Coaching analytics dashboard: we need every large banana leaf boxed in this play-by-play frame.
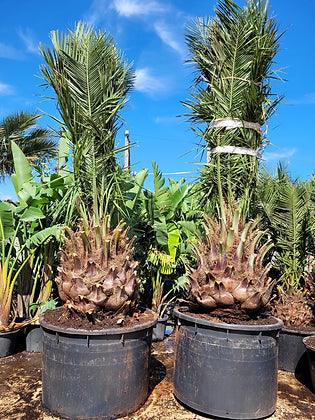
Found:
[11,141,32,193]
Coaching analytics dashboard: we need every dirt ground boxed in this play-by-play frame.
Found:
[0,335,314,420]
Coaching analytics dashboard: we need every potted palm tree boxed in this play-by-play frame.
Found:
[41,216,157,419]
[256,168,315,374]
[173,201,283,419]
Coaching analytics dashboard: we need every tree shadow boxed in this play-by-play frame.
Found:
[294,356,313,393]
[149,355,167,392]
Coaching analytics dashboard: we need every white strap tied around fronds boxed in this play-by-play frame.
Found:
[210,118,262,134]
[208,145,259,157]
[206,117,263,161]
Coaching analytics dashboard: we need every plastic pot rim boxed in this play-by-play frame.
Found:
[0,328,22,336]
[281,326,315,336]
[303,336,315,351]
[173,307,283,332]
[40,308,158,336]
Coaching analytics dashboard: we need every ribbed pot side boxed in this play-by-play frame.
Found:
[41,311,157,419]
[173,308,283,420]
[278,327,315,374]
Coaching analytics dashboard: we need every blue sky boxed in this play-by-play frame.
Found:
[0,0,314,198]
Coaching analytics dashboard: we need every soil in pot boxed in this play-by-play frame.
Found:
[278,324,315,376]
[41,307,157,419]
[0,329,20,357]
[173,308,283,420]
[303,336,315,392]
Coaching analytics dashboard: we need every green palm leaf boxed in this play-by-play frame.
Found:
[40,22,134,205]
[185,0,282,204]
[0,112,56,178]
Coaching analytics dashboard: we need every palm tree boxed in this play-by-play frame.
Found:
[0,112,56,178]
[185,0,282,206]
[255,165,315,326]
[40,22,134,208]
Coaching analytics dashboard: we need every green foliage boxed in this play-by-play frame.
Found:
[40,22,134,207]
[0,217,33,330]
[185,0,282,204]
[254,165,314,293]
[0,142,68,323]
[0,112,56,178]
[132,162,203,315]
[29,298,58,318]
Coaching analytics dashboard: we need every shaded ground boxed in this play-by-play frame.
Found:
[0,335,314,420]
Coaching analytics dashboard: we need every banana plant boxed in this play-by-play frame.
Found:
[136,162,202,316]
[0,202,62,331]
[0,141,67,324]
[0,216,33,331]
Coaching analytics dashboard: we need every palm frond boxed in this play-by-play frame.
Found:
[255,165,313,291]
[185,0,282,204]
[40,22,134,205]
[0,112,56,178]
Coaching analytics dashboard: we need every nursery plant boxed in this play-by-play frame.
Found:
[256,167,314,325]
[134,163,202,320]
[0,216,33,331]
[8,141,67,323]
[174,1,285,416]
[254,166,315,373]
[40,208,157,418]
[173,198,283,419]
[39,22,157,419]
[0,191,62,355]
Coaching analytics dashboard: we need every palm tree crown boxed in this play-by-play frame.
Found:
[40,22,134,202]
[185,0,281,204]
[0,112,56,178]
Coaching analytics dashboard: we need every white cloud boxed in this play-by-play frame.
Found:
[154,21,186,58]
[0,42,22,60]
[154,115,178,124]
[134,67,166,94]
[287,93,315,106]
[112,0,167,17]
[0,82,14,96]
[264,148,296,161]
[18,28,39,55]
[86,0,107,26]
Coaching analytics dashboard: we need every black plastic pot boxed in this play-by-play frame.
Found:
[25,324,43,352]
[152,314,168,341]
[303,336,315,392]
[173,308,283,420]
[0,329,20,357]
[41,311,157,419]
[278,327,315,373]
